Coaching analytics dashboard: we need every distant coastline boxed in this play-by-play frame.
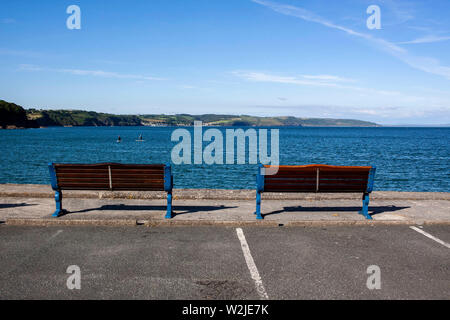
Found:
[1,99,380,129]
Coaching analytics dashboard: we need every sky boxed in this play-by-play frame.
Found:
[0,0,449,125]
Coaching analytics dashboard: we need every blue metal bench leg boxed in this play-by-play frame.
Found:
[255,191,263,220]
[165,192,173,219]
[359,193,372,220]
[52,189,64,217]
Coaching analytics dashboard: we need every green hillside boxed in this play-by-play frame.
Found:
[0,99,379,128]
[27,109,142,127]
[140,114,378,127]
[0,100,38,129]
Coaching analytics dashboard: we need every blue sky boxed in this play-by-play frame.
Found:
[0,0,449,124]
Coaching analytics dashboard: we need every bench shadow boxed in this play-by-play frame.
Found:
[66,204,238,217]
[263,205,410,218]
[0,203,37,209]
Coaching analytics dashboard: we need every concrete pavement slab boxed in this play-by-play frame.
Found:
[0,196,449,226]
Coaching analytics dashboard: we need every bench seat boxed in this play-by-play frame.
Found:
[48,163,174,218]
[256,164,376,220]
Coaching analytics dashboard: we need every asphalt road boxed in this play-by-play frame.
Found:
[0,224,448,299]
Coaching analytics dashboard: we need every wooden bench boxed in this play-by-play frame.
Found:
[48,163,174,218]
[256,164,376,220]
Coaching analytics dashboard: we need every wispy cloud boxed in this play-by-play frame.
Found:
[251,0,450,80]
[232,70,400,96]
[302,74,355,82]
[180,85,197,89]
[250,104,450,122]
[18,64,165,81]
[58,68,165,81]
[19,64,44,72]
[381,0,415,25]
[232,71,355,87]
[0,49,45,58]
[1,18,16,24]
[399,35,450,45]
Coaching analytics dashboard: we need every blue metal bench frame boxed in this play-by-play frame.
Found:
[255,164,376,220]
[164,165,174,219]
[48,163,174,219]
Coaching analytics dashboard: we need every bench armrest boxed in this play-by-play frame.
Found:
[256,164,265,192]
[164,164,173,192]
[48,163,59,191]
[366,167,376,193]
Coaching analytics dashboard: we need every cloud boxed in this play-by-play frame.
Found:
[180,85,197,89]
[58,68,165,81]
[0,49,45,58]
[250,103,450,122]
[381,0,415,25]
[1,18,16,24]
[399,35,450,45]
[233,71,342,87]
[18,64,165,81]
[232,70,400,96]
[302,74,354,82]
[18,64,44,72]
[251,0,450,80]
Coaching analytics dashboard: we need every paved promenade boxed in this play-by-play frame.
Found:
[0,184,448,226]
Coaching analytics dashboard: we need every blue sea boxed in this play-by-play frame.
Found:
[0,127,448,192]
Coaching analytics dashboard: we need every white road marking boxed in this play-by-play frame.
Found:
[410,226,450,249]
[48,230,63,241]
[1,229,64,278]
[236,228,269,300]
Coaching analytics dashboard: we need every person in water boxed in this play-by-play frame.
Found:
[117,135,122,143]
[138,134,143,141]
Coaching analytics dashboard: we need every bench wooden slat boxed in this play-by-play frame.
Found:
[266,177,367,182]
[57,183,111,189]
[56,168,164,174]
[54,163,164,168]
[267,172,369,178]
[112,181,165,186]
[56,173,110,178]
[59,185,163,191]
[110,170,165,174]
[55,169,109,174]
[265,182,367,188]
[56,173,164,179]
[264,186,367,191]
[58,178,110,183]
[265,165,371,170]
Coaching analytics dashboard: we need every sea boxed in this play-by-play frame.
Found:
[0,126,448,192]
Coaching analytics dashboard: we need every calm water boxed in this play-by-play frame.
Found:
[0,127,448,192]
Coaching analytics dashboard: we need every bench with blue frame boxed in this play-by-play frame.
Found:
[48,163,174,219]
[256,164,376,220]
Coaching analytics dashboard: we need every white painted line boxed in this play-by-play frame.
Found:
[410,226,450,249]
[48,230,63,241]
[236,228,269,300]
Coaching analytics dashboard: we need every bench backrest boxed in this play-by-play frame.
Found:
[258,165,376,193]
[49,163,172,192]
